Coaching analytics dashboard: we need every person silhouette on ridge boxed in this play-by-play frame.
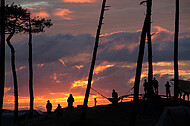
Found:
[165,81,171,98]
[67,94,74,110]
[54,104,62,118]
[143,79,148,94]
[112,89,118,105]
[152,77,159,95]
[46,100,52,114]
[94,98,97,107]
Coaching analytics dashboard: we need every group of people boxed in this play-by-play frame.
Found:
[143,78,171,98]
[143,78,159,96]
[46,94,74,117]
[46,90,120,115]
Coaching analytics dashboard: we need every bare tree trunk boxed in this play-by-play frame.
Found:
[81,0,107,121]
[129,1,151,126]
[6,25,19,123]
[0,0,5,125]
[28,18,34,116]
[174,0,179,100]
[147,0,153,84]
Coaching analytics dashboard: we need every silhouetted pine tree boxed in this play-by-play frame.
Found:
[5,4,29,122]
[0,0,5,125]
[23,15,52,116]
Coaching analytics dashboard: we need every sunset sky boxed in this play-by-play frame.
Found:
[3,0,190,111]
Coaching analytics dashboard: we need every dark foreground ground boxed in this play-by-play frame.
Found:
[14,98,190,126]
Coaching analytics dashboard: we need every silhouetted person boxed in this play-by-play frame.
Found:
[54,104,62,118]
[46,100,52,114]
[147,81,154,96]
[112,89,118,105]
[94,98,97,107]
[165,81,171,98]
[152,77,159,95]
[67,94,74,110]
[143,79,148,94]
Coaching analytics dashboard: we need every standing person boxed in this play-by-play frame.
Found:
[54,104,62,118]
[165,81,171,98]
[112,89,118,105]
[152,77,159,95]
[143,79,148,94]
[94,98,97,107]
[67,94,74,110]
[46,100,52,114]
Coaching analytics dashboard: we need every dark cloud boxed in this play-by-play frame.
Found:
[6,29,190,67]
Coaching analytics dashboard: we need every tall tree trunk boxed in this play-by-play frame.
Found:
[129,1,151,125]
[6,24,19,123]
[28,18,34,116]
[81,0,107,121]
[0,0,5,125]
[174,0,179,100]
[147,0,153,84]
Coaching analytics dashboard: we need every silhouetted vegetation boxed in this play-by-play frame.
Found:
[0,1,6,126]
[23,12,52,117]
[1,3,52,123]
[5,4,29,122]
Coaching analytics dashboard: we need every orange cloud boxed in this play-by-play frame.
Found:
[63,0,96,3]
[152,26,173,42]
[54,8,73,20]
[37,64,44,67]
[101,31,127,37]
[58,58,66,66]
[4,87,11,93]
[73,65,84,69]
[16,66,26,71]
[153,26,172,33]
[94,61,114,74]
[24,7,38,11]
[72,79,89,88]
[50,73,62,83]
[32,11,50,18]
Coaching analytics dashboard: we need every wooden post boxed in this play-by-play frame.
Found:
[147,0,153,84]
[81,0,108,121]
[174,0,179,100]
[129,1,151,126]
[0,0,5,125]
[29,17,34,116]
